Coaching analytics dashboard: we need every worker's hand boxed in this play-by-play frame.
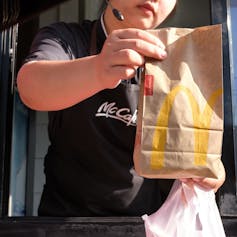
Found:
[180,166,226,193]
[95,28,167,89]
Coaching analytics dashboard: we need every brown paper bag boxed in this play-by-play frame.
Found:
[133,24,224,179]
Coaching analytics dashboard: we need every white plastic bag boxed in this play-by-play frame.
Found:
[142,180,226,237]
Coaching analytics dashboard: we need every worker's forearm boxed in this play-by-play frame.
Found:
[17,55,104,111]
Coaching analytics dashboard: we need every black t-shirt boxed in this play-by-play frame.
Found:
[25,19,173,217]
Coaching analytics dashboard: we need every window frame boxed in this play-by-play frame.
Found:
[211,0,237,217]
[0,0,236,224]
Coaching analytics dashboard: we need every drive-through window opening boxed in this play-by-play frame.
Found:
[0,0,237,236]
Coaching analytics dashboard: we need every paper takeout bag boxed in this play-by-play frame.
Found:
[133,24,225,179]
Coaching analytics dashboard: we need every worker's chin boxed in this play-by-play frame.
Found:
[134,19,158,30]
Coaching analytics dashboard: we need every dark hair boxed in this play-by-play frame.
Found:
[158,1,178,28]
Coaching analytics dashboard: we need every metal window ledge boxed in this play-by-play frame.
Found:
[0,217,236,237]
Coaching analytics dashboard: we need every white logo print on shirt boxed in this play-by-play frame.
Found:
[95,102,137,126]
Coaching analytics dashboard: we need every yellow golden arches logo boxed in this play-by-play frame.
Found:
[150,85,223,169]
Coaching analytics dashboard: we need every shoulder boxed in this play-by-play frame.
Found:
[34,20,96,58]
[45,20,94,40]
[46,20,93,50]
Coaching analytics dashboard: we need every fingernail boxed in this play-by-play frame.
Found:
[160,50,167,59]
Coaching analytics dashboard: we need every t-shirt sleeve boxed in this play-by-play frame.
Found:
[25,22,77,63]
